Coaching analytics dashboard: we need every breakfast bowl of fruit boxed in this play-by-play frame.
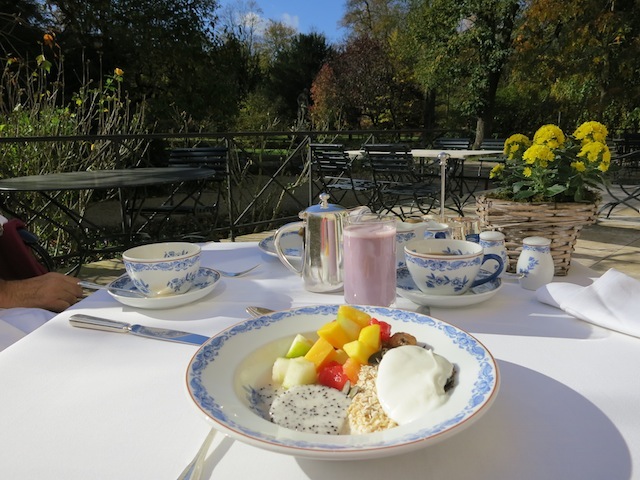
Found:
[185,305,499,460]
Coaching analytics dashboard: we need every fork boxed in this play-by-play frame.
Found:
[246,306,275,317]
[177,428,217,480]
[216,264,260,277]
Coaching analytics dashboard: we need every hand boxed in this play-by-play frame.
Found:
[0,272,84,312]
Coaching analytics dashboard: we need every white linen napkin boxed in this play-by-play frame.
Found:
[536,268,640,338]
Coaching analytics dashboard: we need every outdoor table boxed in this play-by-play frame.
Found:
[0,241,638,479]
[0,167,217,270]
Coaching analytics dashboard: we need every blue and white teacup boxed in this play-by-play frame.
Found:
[424,221,451,239]
[123,242,201,297]
[404,238,503,296]
[395,219,428,267]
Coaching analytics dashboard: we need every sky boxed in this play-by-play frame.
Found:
[217,0,348,43]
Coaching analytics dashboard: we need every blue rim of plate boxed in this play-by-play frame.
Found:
[258,231,303,258]
[185,305,500,459]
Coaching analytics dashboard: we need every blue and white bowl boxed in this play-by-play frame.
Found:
[122,242,201,297]
[404,238,503,296]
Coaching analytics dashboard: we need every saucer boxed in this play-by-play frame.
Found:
[107,267,221,309]
[396,267,502,307]
[259,231,303,258]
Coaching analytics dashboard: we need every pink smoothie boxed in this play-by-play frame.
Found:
[343,222,396,306]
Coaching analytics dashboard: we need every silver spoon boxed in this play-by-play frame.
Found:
[78,280,146,297]
[216,264,260,277]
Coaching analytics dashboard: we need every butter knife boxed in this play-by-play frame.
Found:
[68,314,209,345]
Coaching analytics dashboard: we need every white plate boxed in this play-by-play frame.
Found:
[396,267,503,307]
[186,305,499,460]
[107,267,221,309]
[258,231,303,258]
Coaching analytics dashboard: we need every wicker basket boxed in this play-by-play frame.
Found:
[475,194,598,275]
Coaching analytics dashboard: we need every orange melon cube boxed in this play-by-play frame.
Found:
[317,321,351,349]
[337,305,371,328]
[342,357,362,384]
[358,323,381,351]
[304,336,337,370]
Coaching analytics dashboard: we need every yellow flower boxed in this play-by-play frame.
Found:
[489,164,504,179]
[571,161,586,172]
[523,167,532,177]
[577,141,611,163]
[114,68,124,76]
[523,144,555,166]
[533,124,566,148]
[598,160,610,173]
[573,121,608,144]
[504,134,531,160]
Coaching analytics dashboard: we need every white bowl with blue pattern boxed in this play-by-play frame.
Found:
[122,242,200,297]
[185,305,499,460]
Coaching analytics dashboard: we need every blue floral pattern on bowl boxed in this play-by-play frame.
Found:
[185,305,500,459]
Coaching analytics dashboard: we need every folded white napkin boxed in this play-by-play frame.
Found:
[536,268,640,338]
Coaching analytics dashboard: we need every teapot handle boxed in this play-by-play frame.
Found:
[274,222,304,275]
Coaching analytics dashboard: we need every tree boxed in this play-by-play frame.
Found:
[404,0,523,145]
[264,32,332,126]
[309,63,343,130]
[44,0,251,129]
[514,0,640,132]
[0,0,49,60]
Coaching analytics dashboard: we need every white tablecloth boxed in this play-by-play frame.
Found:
[0,242,638,479]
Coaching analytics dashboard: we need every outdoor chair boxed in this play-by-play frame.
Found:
[362,143,463,219]
[599,149,640,218]
[137,146,228,238]
[309,143,375,208]
[459,138,507,200]
[432,137,471,150]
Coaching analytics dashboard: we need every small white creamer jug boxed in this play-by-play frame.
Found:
[516,236,554,290]
[479,230,509,275]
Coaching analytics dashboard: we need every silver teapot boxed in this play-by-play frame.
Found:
[274,193,367,293]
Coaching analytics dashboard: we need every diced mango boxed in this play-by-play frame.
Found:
[304,336,337,370]
[317,320,351,349]
[336,315,362,342]
[358,323,381,351]
[342,357,361,384]
[333,348,349,365]
[343,339,376,365]
[337,305,371,328]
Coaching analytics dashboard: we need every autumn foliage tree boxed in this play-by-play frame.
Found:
[514,0,640,132]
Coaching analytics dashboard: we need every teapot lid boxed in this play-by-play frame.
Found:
[303,193,346,216]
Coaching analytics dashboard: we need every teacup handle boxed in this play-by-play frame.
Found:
[274,222,304,276]
[470,253,504,288]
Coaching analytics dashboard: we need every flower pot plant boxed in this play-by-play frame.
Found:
[476,121,611,275]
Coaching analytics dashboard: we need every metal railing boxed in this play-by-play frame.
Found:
[0,128,469,269]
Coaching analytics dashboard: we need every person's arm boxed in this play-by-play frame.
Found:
[0,273,84,312]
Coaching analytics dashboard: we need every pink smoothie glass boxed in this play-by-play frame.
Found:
[343,213,397,306]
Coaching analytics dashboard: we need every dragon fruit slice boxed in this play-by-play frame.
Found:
[269,384,352,435]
